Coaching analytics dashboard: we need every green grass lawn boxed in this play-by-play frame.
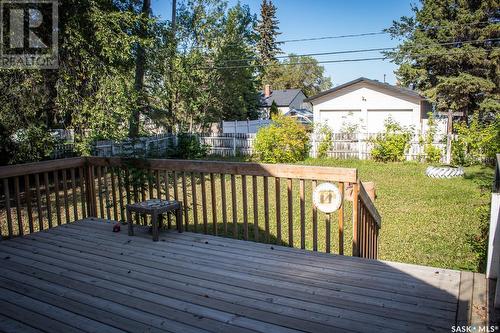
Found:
[211,156,494,272]
[296,158,494,272]
[1,156,492,273]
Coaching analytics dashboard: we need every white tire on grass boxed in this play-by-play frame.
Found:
[425,166,464,178]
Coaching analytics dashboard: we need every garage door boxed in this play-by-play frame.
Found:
[319,110,361,132]
[366,109,413,133]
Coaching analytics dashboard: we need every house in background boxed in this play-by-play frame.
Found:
[305,77,445,134]
[259,85,312,118]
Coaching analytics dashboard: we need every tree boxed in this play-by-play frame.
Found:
[129,0,152,138]
[256,0,282,80]
[385,0,499,120]
[265,54,332,96]
[210,4,261,120]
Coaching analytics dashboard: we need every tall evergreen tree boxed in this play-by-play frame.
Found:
[256,0,282,76]
[385,0,500,121]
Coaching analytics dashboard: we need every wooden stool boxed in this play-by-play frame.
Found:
[126,199,183,241]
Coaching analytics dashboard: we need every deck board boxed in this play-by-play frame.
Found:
[0,218,486,332]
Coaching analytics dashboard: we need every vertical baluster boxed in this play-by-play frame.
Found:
[325,212,331,253]
[117,168,125,221]
[220,174,227,235]
[241,175,248,240]
[62,170,70,223]
[24,175,34,233]
[34,174,43,231]
[79,167,86,219]
[43,173,52,228]
[299,179,305,250]
[263,176,270,243]
[53,171,61,226]
[367,217,371,259]
[164,171,171,229]
[352,182,360,257]
[191,172,198,232]
[103,167,111,220]
[275,177,281,245]
[131,168,139,224]
[231,174,238,238]
[173,171,179,201]
[200,172,208,234]
[70,168,78,221]
[182,172,189,231]
[210,173,217,236]
[108,168,117,220]
[96,167,104,218]
[88,166,97,217]
[287,178,293,247]
[312,180,318,251]
[3,178,13,238]
[14,177,24,235]
[252,175,259,242]
[156,170,161,198]
[338,182,345,255]
[359,204,364,257]
[364,206,369,258]
[148,169,154,199]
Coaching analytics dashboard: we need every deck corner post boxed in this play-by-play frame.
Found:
[352,181,360,257]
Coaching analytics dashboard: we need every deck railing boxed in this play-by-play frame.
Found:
[0,157,381,258]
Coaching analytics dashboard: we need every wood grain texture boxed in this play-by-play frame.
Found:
[0,218,471,333]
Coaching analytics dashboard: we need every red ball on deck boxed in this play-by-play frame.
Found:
[112,223,121,232]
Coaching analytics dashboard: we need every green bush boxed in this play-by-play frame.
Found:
[254,114,310,163]
[316,124,333,158]
[452,113,500,166]
[169,133,208,159]
[370,118,412,162]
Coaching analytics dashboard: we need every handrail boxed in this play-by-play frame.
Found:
[358,182,381,227]
[0,157,85,179]
[86,157,358,183]
[0,157,381,259]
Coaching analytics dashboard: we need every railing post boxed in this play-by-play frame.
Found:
[352,182,360,257]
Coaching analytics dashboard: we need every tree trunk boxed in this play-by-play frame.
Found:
[129,0,151,138]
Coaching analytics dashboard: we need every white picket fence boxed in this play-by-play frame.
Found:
[310,132,446,161]
[92,132,445,161]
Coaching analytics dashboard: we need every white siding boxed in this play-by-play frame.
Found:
[312,82,423,133]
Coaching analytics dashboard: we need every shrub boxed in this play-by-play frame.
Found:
[370,117,412,162]
[316,124,333,158]
[452,113,500,166]
[254,114,310,163]
[169,133,208,159]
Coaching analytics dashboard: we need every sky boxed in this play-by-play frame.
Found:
[151,0,416,86]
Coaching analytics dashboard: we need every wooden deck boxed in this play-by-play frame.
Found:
[0,218,489,333]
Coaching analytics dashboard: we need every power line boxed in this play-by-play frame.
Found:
[207,38,500,65]
[195,46,498,70]
[188,20,495,50]
[277,20,494,44]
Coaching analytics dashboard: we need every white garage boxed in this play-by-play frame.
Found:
[305,77,434,134]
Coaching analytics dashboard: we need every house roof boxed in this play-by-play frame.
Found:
[260,89,303,107]
[304,77,425,102]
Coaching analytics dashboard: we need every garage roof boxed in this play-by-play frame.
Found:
[304,77,425,102]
